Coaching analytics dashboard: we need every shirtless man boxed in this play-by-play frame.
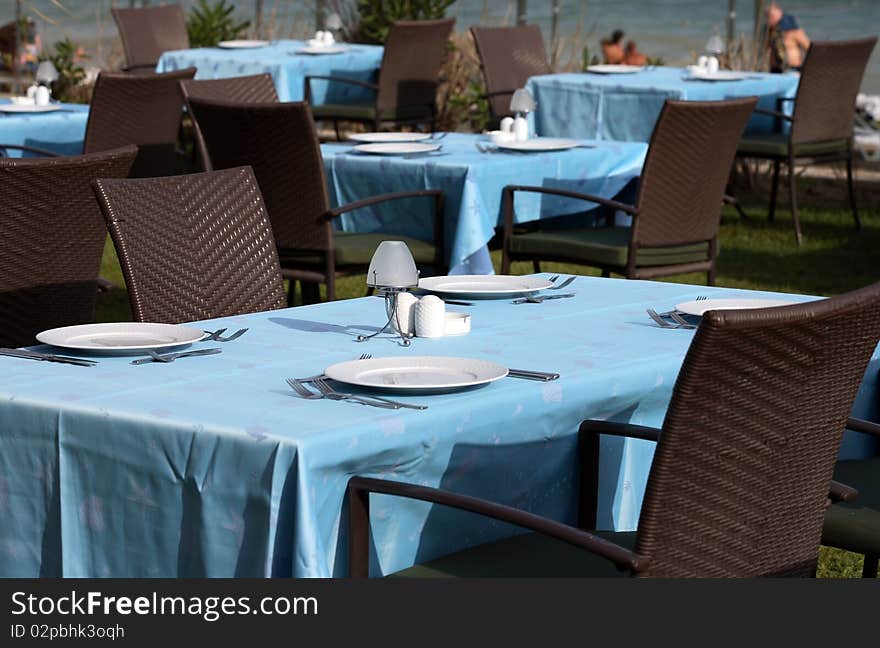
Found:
[767,3,811,71]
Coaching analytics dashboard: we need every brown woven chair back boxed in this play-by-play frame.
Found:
[471,25,551,121]
[635,282,880,577]
[375,19,455,120]
[634,98,756,248]
[111,5,189,72]
[181,74,280,171]
[84,68,196,178]
[92,166,287,324]
[186,98,332,253]
[0,146,137,347]
[789,37,877,145]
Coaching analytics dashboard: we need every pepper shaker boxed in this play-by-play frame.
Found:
[414,295,446,338]
[393,292,418,337]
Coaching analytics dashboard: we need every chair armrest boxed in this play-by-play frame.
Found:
[754,107,794,122]
[347,476,647,577]
[96,277,117,293]
[579,420,661,442]
[304,75,378,103]
[846,417,880,438]
[0,144,60,158]
[828,480,858,504]
[503,185,638,215]
[121,63,159,73]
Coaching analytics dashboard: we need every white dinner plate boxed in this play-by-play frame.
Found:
[217,40,269,49]
[686,70,753,82]
[36,322,206,355]
[324,356,509,393]
[586,64,645,74]
[348,132,433,143]
[297,46,349,55]
[496,137,583,152]
[675,298,797,317]
[0,103,62,113]
[353,142,441,155]
[418,275,554,298]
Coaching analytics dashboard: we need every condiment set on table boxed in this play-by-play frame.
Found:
[0,61,61,114]
[482,87,586,153]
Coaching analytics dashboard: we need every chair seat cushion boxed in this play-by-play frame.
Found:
[280,232,437,268]
[390,530,637,578]
[822,458,880,555]
[509,227,710,268]
[737,134,849,157]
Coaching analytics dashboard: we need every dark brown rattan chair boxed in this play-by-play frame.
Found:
[85,68,196,178]
[111,4,190,74]
[180,74,280,171]
[501,98,757,285]
[0,146,137,348]
[736,38,877,244]
[471,24,551,126]
[822,416,880,578]
[92,166,287,324]
[305,19,455,139]
[349,281,880,577]
[186,97,446,303]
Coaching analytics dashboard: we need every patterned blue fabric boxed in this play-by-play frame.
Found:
[526,66,800,142]
[156,40,384,103]
[0,276,875,577]
[321,134,647,274]
[0,101,88,156]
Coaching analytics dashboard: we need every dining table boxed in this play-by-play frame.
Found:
[156,40,384,104]
[526,66,800,142]
[0,275,876,577]
[0,101,89,157]
[321,134,648,275]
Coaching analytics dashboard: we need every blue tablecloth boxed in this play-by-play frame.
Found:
[157,40,384,103]
[527,67,800,141]
[321,134,647,274]
[0,102,88,156]
[0,276,876,577]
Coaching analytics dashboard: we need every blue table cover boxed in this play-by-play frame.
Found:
[0,276,876,577]
[321,134,647,274]
[527,67,800,142]
[157,40,384,103]
[0,102,88,156]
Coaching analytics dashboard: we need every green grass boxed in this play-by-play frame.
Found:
[93,179,880,578]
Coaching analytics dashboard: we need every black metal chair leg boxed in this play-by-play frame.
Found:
[863,554,879,578]
[768,159,781,222]
[532,260,541,273]
[846,156,861,230]
[788,155,802,245]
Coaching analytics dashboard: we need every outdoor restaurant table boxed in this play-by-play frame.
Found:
[156,40,384,103]
[0,101,88,156]
[321,133,647,274]
[0,276,877,577]
[527,66,800,142]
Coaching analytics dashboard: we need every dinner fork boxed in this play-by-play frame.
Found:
[512,292,576,304]
[548,276,576,290]
[315,376,428,411]
[214,328,248,342]
[286,377,323,399]
[669,312,698,329]
[647,309,695,330]
[311,377,400,409]
[131,348,222,364]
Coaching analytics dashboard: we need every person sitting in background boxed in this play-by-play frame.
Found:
[601,30,625,64]
[767,2,810,71]
[624,40,648,66]
[0,17,40,74]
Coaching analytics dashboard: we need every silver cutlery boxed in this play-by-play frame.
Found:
[647,308,696,330]
[213,328,248,342]
[668,312,698,329]
[0,348,97,367]
[202,328,227,341]
[430,131,448,140]
[549,276,576,290]
[131,348,222,365]
[313,377,413,410]
[286,376,397,409]
[507,368,560,381]
[512,292,576,304]
[548,274,559,283]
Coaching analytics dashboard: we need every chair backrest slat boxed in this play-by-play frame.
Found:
[635,283,880,577]
[93,167,287,323]
[0,147,137,346]
[112,5,189,72]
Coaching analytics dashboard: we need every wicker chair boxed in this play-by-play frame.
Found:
[185,97,446,303]
[304,19,455,139]
[822,416,880,578]
[735,38,877,245]
[92,166,287,324]
[85,68,196,178]
[180,74,280,171]
[0,146,137,348]
[349,281,880,577]
[501,98,757,285]
[471,25,551,126]
[111,4,190,74]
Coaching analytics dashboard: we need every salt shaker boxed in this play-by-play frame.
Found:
[499,116,515,135]
[513,115,529,142]
[697,55,709,70]
[707,56,720,74]
[393,292,418,337]
[35,86,51,107]
[26,84,38,103]
[414,295,446,338]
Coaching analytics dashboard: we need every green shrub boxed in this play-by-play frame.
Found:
[186,0,251,48]
[48,38,87,104]
[351,0,455,44]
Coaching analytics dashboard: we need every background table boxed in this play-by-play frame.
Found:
[0,102,88,156]
[321,134,647,274]
[157,40,384,104]
[527,67,800,142]
[0,276,876,577]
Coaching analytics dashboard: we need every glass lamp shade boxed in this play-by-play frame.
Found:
[325,13,343,31]
[705,33,724,55]
[36,60,59,84]
[366,241,419,289]
[509,87,536,114]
